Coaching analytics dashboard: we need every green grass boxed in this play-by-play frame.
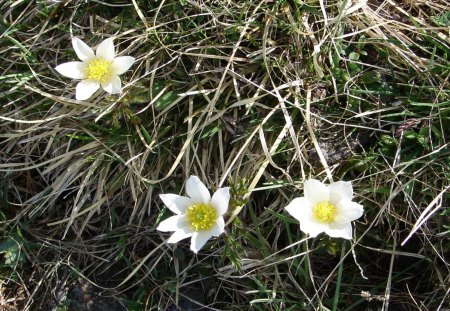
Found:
[1,0,449,310]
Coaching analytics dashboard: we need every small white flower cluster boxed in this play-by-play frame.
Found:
[157,176,364,253]
[54,37,365,254]
[55,37,135,100]
[157,176,229,253]
[285,179,364,240]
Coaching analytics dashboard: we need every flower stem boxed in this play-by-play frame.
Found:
[332,242,346,311]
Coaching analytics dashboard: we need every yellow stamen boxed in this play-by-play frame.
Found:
[84,58,111,83]
[186,203,217,231]
[313,202,337,223]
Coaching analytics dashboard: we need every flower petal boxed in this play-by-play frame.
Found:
[159,194,193,215]
[186,175,211,204]
[326,223,353,239]
[72,37,94,62]
[157,215,188,232]
[101,75,121,94]
[299,216,328,237]
[333,201,364,225]
[75,80,100,100]
[304,179,329,205]
[96,38,115,61]
[167,230,193,244]
[329,181,353,204]
[208,217,225,237]
[285,197,312,221]
[190,231,212,253]
[55,62,86,79]
[111,56,135,75]
[211,187,230,216]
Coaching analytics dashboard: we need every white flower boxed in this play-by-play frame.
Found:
[285,179,364,239]
[55,37,135,100]
[157,175,230,253]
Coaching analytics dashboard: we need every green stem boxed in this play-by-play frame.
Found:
[332,242,346,311]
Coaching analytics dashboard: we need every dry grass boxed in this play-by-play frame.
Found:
[0,0,449,310]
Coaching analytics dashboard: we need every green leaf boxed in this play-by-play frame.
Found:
[154,91,178,111]
[380,135,397,146]
[359,71,382,84]
[349,51,360,61]
[431,11,450,26]
[404,130,417,140]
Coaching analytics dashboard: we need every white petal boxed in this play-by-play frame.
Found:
[156,215,187,232]
[285,197,312,221]
[304,179,329,205]
[299,216,328,237]
[326,223,353,239]
[72,37,94,62]
[55,62,86,79]
[167,230,193,243]
[333,201,364,225]
[159,194,193,215]
[186,175,211,204]
[208,217,225,237]
[190,231,212,253]
[101,75,121,94]
[111,56,135,75]
[211,187,230,216]
[75,80,100,100]
[329,181,353,204]
[96,38,115,61]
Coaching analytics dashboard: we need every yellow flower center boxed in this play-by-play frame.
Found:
[313,202,337,223]
[84,58,112,83]
[186,203,217,231]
